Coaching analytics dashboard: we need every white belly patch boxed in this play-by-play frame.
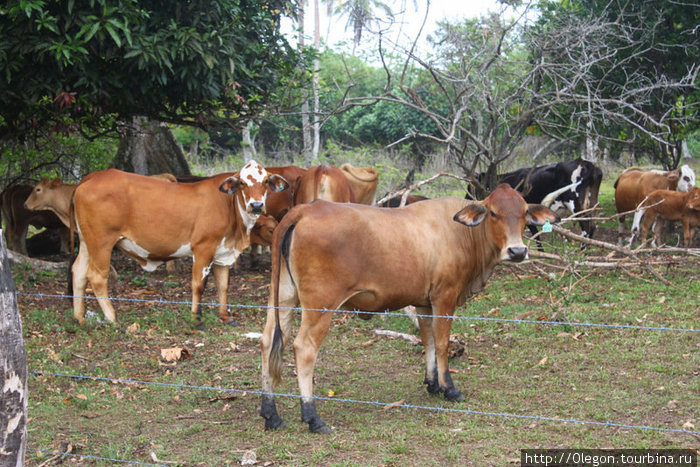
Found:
[117,238,163,272]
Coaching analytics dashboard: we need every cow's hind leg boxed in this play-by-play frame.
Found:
[86,246,116,323]
[260,265,297,430]
[294,308,334,433]
[72,240,90,324]
[417,307,440,394]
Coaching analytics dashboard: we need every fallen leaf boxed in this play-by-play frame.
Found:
[160,347,191,363]
[126,322,140,335]
[658,296,666,304]
[383,399,405,410]
[538,357,548,366]
[75,394,87,400]
[682,421,695,430]
[327,390,335,397]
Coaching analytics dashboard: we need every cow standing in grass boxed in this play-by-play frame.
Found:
[71,161,289,329]
[259,184,559,433]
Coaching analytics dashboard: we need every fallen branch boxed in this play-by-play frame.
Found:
[6,249,68,272]
[377,172,469,206]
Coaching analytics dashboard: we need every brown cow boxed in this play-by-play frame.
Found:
[614,165,696,245]
[71,161,289,329]
[340,163,379,205]
[638,187,700,248]
[1,184,70,255]
[24,178,77,228]
[265,166,307,220]
[293,165,354,205]
[259,184,559,432]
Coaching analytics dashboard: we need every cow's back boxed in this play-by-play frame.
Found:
[614,169,677,213]
[294,165,354,205]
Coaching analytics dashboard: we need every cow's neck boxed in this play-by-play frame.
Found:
[53,185,77,227]
[458,223,502,302]
[231,195,256,252]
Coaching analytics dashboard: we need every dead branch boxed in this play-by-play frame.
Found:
[6,249,68,272]
[376,172,470,206]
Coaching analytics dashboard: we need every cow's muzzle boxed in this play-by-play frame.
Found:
[249,201,264,214]
[507,247,527,262]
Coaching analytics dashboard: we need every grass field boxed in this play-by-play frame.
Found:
[8,175,700,466]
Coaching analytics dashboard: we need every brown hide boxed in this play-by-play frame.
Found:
[1,184,69,255]
[293,165,354,205]
[71,162,288,327]
[259,184,559,432]
[614,168,682,215]
[265,165,307,221]
[639,187,700,247]
[340,163,379,205]
[379,194,429,208]
[24,178,77,228]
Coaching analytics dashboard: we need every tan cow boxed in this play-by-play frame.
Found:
[340,163,379,205]
[614,165,696,245]
[70,161,289,329]
[24,178,77,228]
[1,184,70,255]
[293,165,354,205]
[638,187,700,247]
[259,184,559,432]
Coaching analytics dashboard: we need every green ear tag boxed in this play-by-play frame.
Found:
[542,220,553,233]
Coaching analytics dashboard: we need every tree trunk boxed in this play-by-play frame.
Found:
[298,0,313,165]
[0,233,28,467]
[112,116,191,176]
[311,0,321,164]
[241,120,257,163]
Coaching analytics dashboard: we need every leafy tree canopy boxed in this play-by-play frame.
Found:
[0,0,308,140]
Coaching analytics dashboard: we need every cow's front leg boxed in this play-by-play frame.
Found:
[432,300,464,402]
[212,264,235,325]
[294,309,333,433]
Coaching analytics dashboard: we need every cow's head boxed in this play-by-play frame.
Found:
[219,160,289,235]
[24,177,62,210]
[686,187,700,211]
[453,184,559,262]
[678,165,697,192]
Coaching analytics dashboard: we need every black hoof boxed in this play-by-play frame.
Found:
[444,387,465,402]
[264,415,286,431]
[309,420,332,434]
[196,323,207,332]
[225,319,239,327]
[424,379,441,394]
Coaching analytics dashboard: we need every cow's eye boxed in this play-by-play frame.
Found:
[490,210,498,218]
[683,176,690,182]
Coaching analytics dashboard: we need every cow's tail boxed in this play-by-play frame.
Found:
[67,192,77,296]
[269,218,297,386]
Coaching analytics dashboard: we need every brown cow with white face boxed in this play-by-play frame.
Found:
[71,161,288,329]
[259,184,559,433]
[614,165,696,246]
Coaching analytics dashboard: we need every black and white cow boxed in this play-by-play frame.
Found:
[468,159,603,246]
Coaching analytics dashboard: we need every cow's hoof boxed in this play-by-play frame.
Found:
[264,415,286,431]
[196,323,207,332]
[444,387,465,402]
[424,379,441,394]
[225,319,239,327]
[309,420,332,434]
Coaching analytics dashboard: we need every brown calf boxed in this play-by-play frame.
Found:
[260,184,559,432]
[1,184,69,255]
[639,187,700,247]
[71,161,289,328]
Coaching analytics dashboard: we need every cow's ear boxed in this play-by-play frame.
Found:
[668,172,680,182]
[50,177,62,187]
[526,204,560,226]
[219,176,241,194]
[453,204,487,227]
[268,174,290,193]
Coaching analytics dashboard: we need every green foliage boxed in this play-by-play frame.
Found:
[0,0,306,140]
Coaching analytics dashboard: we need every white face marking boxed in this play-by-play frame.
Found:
[212,237,241,266]
[239,160,267,186]
[678,165,696,192]
[237,197,261,235]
